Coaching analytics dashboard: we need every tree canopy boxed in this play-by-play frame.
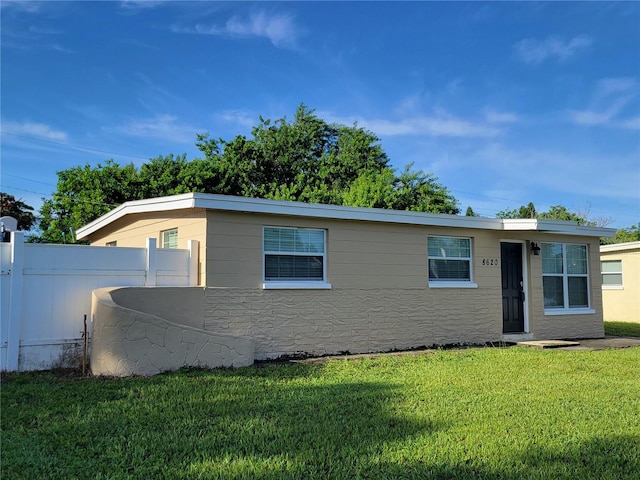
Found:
[36,105,459,243]
[0,192,37,231]
[496,202,597,226]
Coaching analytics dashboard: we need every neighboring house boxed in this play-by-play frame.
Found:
[76,193,615,362]
[600,241,640,323]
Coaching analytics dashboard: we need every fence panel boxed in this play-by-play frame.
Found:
[2,234,197,371]
[0,243,11,370]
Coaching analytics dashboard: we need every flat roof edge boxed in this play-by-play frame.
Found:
[77,193,615,238]
[600,241,640,253]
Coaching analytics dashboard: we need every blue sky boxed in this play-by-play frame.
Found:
[1,1,639,229]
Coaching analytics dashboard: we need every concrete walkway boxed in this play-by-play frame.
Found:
[285,336,640,365]
[550,336,640,351]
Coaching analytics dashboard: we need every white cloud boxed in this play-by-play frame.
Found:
[171,11,300,49]
[215,110,257,129]
[112,114,200,144]
[119,1,166,10]
[0,1,41,13]
[330,110,501,138]
[568,77,638,127]
[1,120,68,141]
[475,143,639,202]
[617,117,640,130]
[514,35,592,64]
[484,109,518,124]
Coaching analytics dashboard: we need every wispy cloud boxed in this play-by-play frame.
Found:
[119,0,166,10]
[1,120,68,141]
[214,110,257,129]
[171,11,300,49]
[568,77,638,128]
[110,114,201,144]
[0,1,42,13]
[514,35,592,65]
[484,109,518,124]
[329,109,501,138]
[476,143,639,202]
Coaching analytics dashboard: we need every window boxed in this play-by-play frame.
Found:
[542,243,591,312]
[161,228,178,249]
[106,241,117,247]
[428,236,475,287]
[601,260,623,288]
[263,226,330,288]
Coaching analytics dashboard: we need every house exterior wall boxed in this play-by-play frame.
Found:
[203,210,604,359]
[86,208,207,285]
[600,243,640,323]
[526,235,604,339]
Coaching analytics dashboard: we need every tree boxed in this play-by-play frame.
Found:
[496,202,596,225]
[0,192,37,230]
[601,223,640,244]
[496,202,537,220]
[37,104,459,243]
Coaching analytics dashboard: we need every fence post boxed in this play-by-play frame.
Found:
[6,231,24,371]
[188,240,199,286]
[145,238,157,287]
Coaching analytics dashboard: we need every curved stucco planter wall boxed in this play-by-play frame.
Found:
[91,287,254,377]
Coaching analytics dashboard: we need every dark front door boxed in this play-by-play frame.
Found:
[501,242,525,333]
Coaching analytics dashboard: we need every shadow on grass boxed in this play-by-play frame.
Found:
[3,364,638,479]
[1,363,439,479]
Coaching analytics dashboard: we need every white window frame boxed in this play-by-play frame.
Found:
[542,242,594,315]
[427,235,477,288]
[161,228,178,249]
[601,260,623,290]
[106,241,117,247]
[262,226,331,289]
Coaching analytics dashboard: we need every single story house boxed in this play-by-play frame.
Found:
[600,241,640,323]
[76,193,615,368]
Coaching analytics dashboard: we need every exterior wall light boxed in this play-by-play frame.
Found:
[531,242,541,256]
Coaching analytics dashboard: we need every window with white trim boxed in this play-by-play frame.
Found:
[428,236,473,285]
[601,260,623,288]
[106,241,117,247]
[161,228,178,249]
[263,226,329,287]
[542,243,590,310]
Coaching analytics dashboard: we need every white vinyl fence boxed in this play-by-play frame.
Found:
[0,232,198,372]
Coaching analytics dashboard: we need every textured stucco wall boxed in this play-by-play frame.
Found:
[91,287,253,376]
[204,287,503,360]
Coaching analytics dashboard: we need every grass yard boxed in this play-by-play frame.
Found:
[605,321,640,338]
[2,347,639,480]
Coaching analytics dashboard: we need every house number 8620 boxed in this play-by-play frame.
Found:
[482,258,499,266]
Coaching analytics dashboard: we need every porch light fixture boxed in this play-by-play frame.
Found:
[531,242,541,256]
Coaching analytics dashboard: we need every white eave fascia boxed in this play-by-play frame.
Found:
[76,193,197,239]
[76,192,616,239]
[503,218,616,238]
[189,193,506,230]
[600,241,640,253]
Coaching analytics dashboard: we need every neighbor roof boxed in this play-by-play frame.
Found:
[600,241,640,253]
[76,193,616,239]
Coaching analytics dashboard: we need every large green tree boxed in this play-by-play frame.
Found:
[36,104,459,243]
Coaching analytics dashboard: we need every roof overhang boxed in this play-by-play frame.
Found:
[600,241,640,253]
[76,193,616,239]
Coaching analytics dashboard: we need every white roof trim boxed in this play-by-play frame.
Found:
[76,193,616,239]
[600,241,640,253]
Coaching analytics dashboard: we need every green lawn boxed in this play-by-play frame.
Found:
[605,321,640,338]
[2,347,639,479]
